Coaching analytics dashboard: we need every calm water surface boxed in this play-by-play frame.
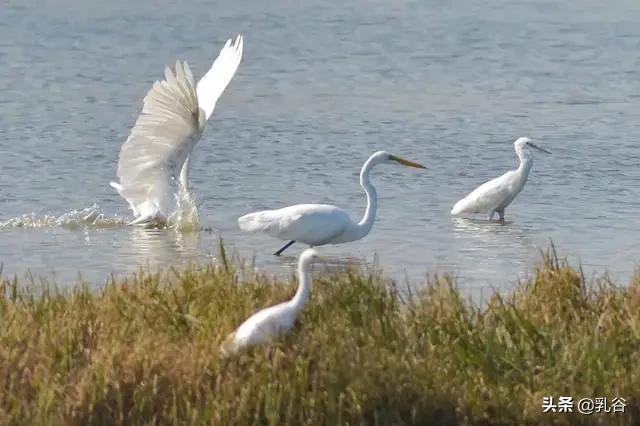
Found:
[1,0,640,296]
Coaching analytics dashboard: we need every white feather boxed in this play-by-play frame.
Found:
[237,151,425,253]
[196,35,244,120]
[451,170,519,215]
[111,36,243,224]
[220,249,318,357]
[451,137,550,220]
[238,204,351,245]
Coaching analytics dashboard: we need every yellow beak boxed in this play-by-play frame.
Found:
[389,154,426,169]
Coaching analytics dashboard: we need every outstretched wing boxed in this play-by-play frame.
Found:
[196,34,244,120]
[114,61,204,218]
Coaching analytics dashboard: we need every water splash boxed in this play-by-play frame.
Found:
[0,205,127,229]
[170,188,200,232]
[0,197,203,231]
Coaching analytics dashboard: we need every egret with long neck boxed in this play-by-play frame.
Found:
[237,151,426,255]
[332,153,379,243]
[451,137,551,221]
[220,248,319,357]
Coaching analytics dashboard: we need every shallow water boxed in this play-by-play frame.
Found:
[1,0,640,296]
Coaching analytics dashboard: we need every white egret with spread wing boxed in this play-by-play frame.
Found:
[220,248,319,357]
[110,35,244,227]
[238,151,426,255]
[450,137,551,221]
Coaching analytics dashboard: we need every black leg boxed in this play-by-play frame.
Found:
[274,240,296,256]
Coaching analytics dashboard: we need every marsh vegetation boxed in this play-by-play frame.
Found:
[0,245,638,425]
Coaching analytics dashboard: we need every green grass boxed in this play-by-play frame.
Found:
[0,244,639,425]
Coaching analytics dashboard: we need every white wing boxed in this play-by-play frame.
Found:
[196,34,244,120]
[451,171,518,215]
[112,61,203,219]
[179,34,243,193]
[238,204,352,245]
[221,302,294,356]
[113,35,244,221]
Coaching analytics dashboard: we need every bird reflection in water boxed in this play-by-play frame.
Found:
[449,216,539,287]
[270,249,372,279]
[120,227,203,274]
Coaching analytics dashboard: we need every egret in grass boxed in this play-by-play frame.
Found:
[237,151,426,255]
[450,137,551,221]
[110,35,244,227]
[220,248,319,357]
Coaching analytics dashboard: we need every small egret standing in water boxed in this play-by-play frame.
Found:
[110,35,244,227]
[451,137,551,221]
[220,248,319,357]
[237,151,426,255]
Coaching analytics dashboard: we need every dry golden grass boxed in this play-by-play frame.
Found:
[0,244,638,425]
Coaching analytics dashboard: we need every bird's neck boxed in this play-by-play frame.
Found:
[179,154,191,190]
[289,260,312,313]
[516,151,533,183]
[354,158,378,240]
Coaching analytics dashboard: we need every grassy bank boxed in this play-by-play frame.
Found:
[0,245,639,425]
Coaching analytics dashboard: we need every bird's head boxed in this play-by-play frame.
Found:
[514,137,551,155]
[219,331,238,359]
[371,150,426,169]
